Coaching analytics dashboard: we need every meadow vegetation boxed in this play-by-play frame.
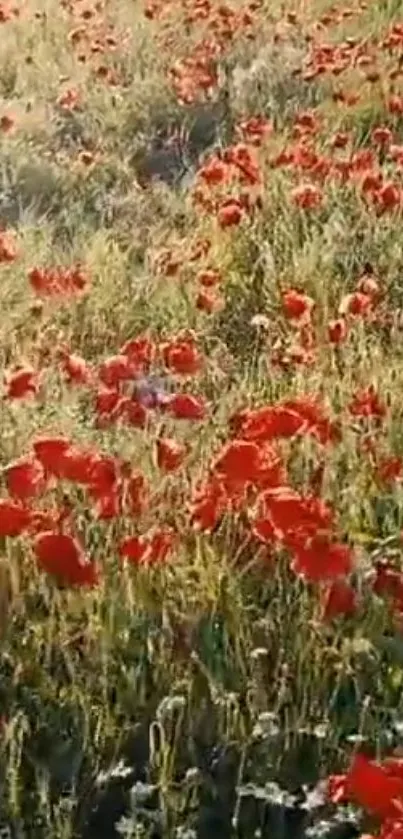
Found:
[2,0,403,836]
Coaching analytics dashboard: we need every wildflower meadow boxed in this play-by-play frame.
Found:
[2,0,403,836]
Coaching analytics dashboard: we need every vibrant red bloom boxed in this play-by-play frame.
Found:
[165,393,207,420]
[121,398,148,428]
[199,156,228,186]
[327,773,349,804]
[356,274,381,300]
[59,351,92,385]
[5,457,46,500]
[346,753,403,820]
[94,388,121,422]
[321,579,357,619]
[339,291,372,317]
[291,183,323,209]
[92,489,122,520]
[89,454,120,495]
[377,456,403,484]
[55,446,98,485]
[349,386,386,419]
[213,440,262,484]
[293,538,353,581]
[282,289,314,320]
[33,532,98,587]
[120,527,176,566]
[375,181,401,212]
[0,500,31,536]
[379,820,403,839]
[5,366,39,399]
[28,265,89,297]
[161,336,203,376]
[196,289,225,313]
[0,230,17,263]
[237,115,272,145]
[120,335,155,371]
[98,354,135,387]
[0,114,15,133]
[372,126,393,147]
[328,318,348,344]
[373,560,403,611]
[156,437,187,472]
[217,198,244,228]
[252,488,334,552]
[197,268,221,288]
[232,405,306,442]
[33,437,71,476]
[189,476,228,531]
[124,471,149,517]
[212,440,284,495]
[281,398,340,445]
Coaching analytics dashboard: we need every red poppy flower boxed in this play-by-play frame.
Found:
[196,289,225,313]
[377,456,403,484]
[56,446,99,485]
[328,318,348,344]
[0,500,31,536]
[92,489,122,520]
[237,115,272,145]
[33,532,98,587]
[213,440,262,484]
[189,476,228,531]
[199,156,228,186]
[59,352,92,385]
[217,198,244,228]
[165,393,207,420]
[120,527,176,566]
[98,354,136,387]
[327,773,349,804]
[212,439,285,495]
[196,268,221,288]
[33,437,71,477]
[124,471,149,517]
[0,114,15,133]
[156,437,187,472]
[346,753,403,820]
[28,265,89,297]
[291,183,323,209]
[293,538,353,581]
[339,291,372,317]
[120,335,155,371]
[375,181,401,212]
[232,405,306,442]
[5,456,46,500]
[321,579,357,619]
[253,489,334,552]
[281,398,341,445]
[349,386,386,419]
[161,337,203,376]
[5,367,39,399]
[0,230,17,262]
[282,289,314,320]
[94,388,122,422]
[121,398,148,428]
[373,560,403,612]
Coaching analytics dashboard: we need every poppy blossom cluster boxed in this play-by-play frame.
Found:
[328,753,403,838]
[0,434,179,585]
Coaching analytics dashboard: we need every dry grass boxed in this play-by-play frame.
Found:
[1,0,403,837]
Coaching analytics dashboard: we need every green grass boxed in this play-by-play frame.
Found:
[2,0,403,837]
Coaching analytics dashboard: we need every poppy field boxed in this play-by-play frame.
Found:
[3,0,403,836]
